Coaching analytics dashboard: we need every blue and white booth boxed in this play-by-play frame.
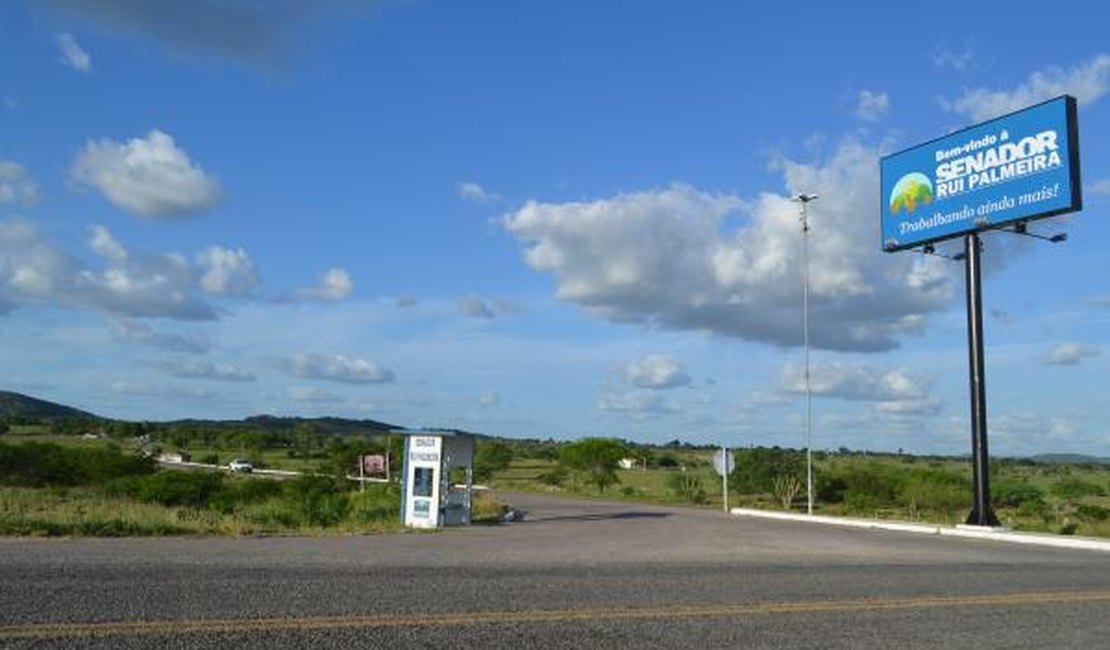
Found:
[395,430,475,528]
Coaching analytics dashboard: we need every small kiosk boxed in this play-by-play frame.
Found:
[395,430,476,529]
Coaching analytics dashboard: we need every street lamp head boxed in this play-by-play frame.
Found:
[794,193,819,203]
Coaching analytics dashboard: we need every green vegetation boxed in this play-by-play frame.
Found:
[5,391,1110,539]
[558,438,627,493]
[0,440,401,536]
[486,443,1110,538]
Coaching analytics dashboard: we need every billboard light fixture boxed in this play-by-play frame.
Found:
[1011,221,1068,243]
[922,243,966,261]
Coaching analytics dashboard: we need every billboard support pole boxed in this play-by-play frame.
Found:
[963,232,1000,527]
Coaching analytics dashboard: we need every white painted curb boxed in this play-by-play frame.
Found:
[730,508,1110,553]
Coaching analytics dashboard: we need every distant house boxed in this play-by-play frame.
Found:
[618,458,638,470]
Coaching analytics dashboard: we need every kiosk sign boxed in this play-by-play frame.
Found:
[880,95,1081,252]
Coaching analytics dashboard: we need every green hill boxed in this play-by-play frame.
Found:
[0,391,102,422]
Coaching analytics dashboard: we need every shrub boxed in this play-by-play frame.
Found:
[538,465,568,487]
[0,441,155,487]
[668,472,707,504]
[993,478,1045,508]
[107,471,225,509]
[731,447,804,495]
[473,441,514,482]
[1076,504,1110,522]
[1050,478,1106,499]
[283,476,351,527]
[209,477,283,514]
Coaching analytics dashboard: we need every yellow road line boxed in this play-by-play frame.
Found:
[3,590,1110,640]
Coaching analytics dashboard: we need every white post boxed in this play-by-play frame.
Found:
[359,453,365,493]
[722,446,729,513]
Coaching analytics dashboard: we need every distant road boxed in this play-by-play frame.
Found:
[2,492,1109,648]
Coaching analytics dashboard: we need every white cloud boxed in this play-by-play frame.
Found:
[459,294,494,319]
[149,358,256,382]
[197,246,259,296]
[504,144,957,352]
[1047,343,1100,366]
[288,386,345,404]
[942,54,1110,122]
[780,362,933,404]
[88,225,128,262]
[113,319,210,354]
[596,390,678,415]
[70,130,221,218]
[281,352,394,384]
[0,220,216,320]
[1089,179,1110,196]
[458,181,501,203]
[932,39,975,71]
[0,162,41,205]
[55,33,92,72]
[297,267,353,301]
[110,380,216,400]
[625,354,691,389]
[478,392,499,408]
[855,90,889,121]
[872,399,943,417]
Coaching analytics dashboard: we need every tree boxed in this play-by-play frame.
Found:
[730,447,805,495]
[473,440,514,482]
[559,438,626,493]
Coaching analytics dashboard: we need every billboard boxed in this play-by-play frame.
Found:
[880,95,1081,252]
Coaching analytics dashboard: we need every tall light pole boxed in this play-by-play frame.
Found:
[794,193,818,516]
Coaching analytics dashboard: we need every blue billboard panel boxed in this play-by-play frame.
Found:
[880,95,1081,252]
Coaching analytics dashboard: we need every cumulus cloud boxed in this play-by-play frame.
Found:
[942,54,1110,122]
[149,358,255,382]
[297,268,353,301]
[1047,343,1100,366]
[70,130,221,218]
[596,390,678,415]
[855,90,889,121]
[780,362,934,407]
[42,0,378,68]
[0,220,216,320]
[55,33,92,72]
[196,246,259,296]
[458,182,501,203]
[288,386,345,404]
[110,380,215,400]
[625,354,691,389]
[281,353,394,384]
[113,319,210,354]
[0,162,41,205]
[88,225,127,262]
[504,144,957,352]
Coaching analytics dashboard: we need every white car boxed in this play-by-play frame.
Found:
[228,458,253,473]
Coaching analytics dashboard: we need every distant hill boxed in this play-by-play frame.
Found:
[1028,453,1110,466]
[0,391,102,422]
[165,414,402,436]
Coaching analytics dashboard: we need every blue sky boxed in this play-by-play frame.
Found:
[2,0,1109,455]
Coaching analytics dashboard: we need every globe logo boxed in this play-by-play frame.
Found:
[889,172,934,214]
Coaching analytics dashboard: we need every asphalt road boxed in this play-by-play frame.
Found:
[2,492,1109,648]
